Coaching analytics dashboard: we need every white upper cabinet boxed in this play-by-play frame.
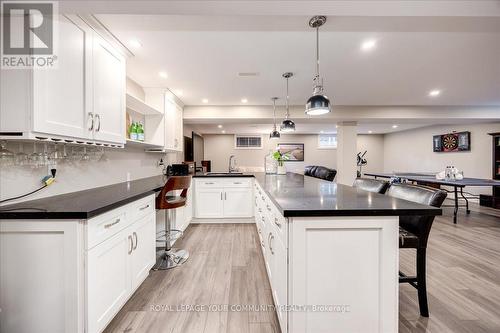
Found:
[164,96,183,151]
[0,15,126,146]
[92,35,126,144]
[32,15,93,140]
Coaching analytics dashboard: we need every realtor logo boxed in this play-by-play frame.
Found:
[1,1,58,68]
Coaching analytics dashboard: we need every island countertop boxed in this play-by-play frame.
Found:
[0,172,441,220]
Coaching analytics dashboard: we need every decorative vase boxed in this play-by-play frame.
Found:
[265,150,277,174]
[277,165,286,175]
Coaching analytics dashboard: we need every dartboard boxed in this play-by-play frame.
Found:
[443,134,458,151]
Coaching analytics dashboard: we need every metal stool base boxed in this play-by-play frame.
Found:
[153,248,190,270]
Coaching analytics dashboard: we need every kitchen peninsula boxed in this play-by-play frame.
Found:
[0,173,441,333]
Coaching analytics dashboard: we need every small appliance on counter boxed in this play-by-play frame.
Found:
[165,164,189,176]
[183,161,195,174]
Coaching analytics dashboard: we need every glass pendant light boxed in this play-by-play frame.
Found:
[269,97,281,139]
[281,72,296,132]
[305,15,331,116]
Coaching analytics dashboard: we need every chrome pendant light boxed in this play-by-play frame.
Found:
[281,72,295,132]
[269,97,281,139]
[305,15,331,116]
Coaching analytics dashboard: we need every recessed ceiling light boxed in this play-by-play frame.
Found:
[335,125,338,128]
[368,130,373,134]
[429,89,441,97]
[361,39,377,51]
[241,98,248,103]
[320,130,324,134]
[221,130,226,134]
[159,71,168,79]
[173,89,183,97]
[202,98,209,104]
[392,125,398,129]
[217,125,223,128]
[129,39,142,49]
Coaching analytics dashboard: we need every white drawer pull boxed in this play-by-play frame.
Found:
[104,218,120,229]
[233,182,243,184]
[205,182,215,185]
[139,204,150,211]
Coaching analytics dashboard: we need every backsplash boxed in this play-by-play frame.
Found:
[0,141,181,206]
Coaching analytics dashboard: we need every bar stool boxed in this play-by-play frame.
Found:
[153,175,191,270]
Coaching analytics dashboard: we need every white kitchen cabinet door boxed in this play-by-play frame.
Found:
[195,188,224,218]
[164,97,183,151]
[87,230,131,333]
[272,235,287,333]
[92,35,126,144]
[129,213,156,291]
[32,15,93,140]
[223,188,253,218]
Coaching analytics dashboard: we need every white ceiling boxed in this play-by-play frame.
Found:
[185,122,428,135]
[97,10,500,107]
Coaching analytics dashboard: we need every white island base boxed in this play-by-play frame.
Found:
[288,216,399,333]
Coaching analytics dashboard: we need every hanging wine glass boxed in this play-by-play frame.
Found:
[0,141,15,167]
[16,142,29,166]
[29,142,42,168]
[81,147,90,161]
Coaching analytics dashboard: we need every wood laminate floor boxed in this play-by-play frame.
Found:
[105,206,500,333]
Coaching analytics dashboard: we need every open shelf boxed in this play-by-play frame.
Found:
[125,139,163,150]
[126,94,162,115]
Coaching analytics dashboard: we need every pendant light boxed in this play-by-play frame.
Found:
[281,72,295,132]
[305,15,331,116]
[269,97,281,139]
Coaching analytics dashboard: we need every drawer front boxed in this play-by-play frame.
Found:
[222,178,252,188]
[127,195,155,223]
[195,179,225,188]
[87,210,128,250]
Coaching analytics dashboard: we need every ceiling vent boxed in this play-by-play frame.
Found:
[237,72,260,77]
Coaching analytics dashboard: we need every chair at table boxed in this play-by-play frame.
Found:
[386,183,447,317]
[304,165,337,181]
[154,175,192,270]
[353,177,390,194]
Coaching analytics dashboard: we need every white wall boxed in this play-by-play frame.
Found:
[203,133,382,174]
[383,122,500,195]
[0,143,181,206]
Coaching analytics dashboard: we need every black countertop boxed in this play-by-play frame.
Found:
[252,173,442,217]
[0,172,441,220]
[0,175,168,219]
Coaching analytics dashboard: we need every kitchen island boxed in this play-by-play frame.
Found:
[1,173,441,333]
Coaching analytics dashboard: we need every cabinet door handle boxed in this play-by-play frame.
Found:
[225,192,227,200]
[274,217,281,228]
[268,232,274,255]
[205,182,214,185]
[88,113,94,131]
[139,204,150,211]
[233,182,242,184]
[132,232,138,250]
[95,114,101,132]
[104,218,120,229]
[221,192,223,200]
[128,235,133,255]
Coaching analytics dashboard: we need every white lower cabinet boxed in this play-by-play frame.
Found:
[194,178,253,219]
[86,195,156,333]
[87,230,131,333]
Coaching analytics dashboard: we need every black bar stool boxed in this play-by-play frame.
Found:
[153,175,191,270]
[386,183,447,317]
[353,177,389,194]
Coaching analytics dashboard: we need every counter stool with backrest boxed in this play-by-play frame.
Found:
[353,177,390,194]
[386,183,447,317]
[304,165,337,181]
[154,175,192,270]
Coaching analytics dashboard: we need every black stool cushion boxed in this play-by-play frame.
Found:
[353,178,390,194]
[304,165,337,181]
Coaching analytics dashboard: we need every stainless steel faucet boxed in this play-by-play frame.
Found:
[228,155,237,173]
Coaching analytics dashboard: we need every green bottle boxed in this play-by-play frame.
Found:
[130,122,138,140]
[137,122,145,141]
